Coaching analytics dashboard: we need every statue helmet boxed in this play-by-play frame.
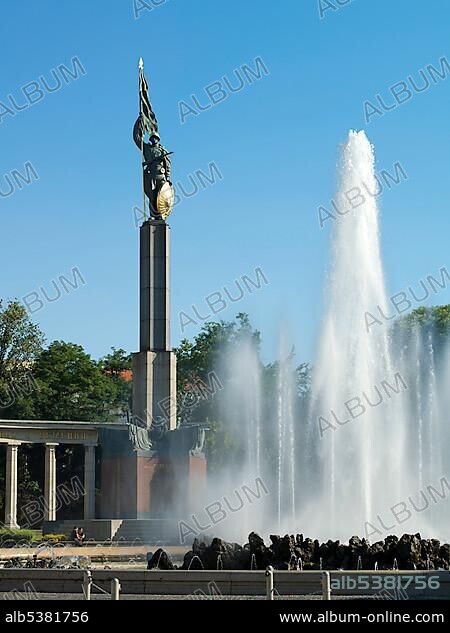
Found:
[150,131,160,142]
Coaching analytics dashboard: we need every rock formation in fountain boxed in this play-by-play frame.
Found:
[154,532,450,571]
[147,548,175,570]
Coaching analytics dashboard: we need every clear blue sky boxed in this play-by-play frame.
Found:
[1,0,449,364]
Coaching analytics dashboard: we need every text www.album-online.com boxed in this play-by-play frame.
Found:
[279,611,444,623]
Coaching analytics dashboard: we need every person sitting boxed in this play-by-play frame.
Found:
[76,527,86,546]
[70,526,78,543]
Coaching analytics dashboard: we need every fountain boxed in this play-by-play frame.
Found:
[307,130,409,539]
[208,130,450,547]
[298,130,450,541]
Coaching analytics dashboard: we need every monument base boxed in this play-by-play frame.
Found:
[97,426,206,524]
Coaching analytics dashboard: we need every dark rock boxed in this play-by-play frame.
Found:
[181,532,450,571]
[396,533,422,569]
[147,548,174,570]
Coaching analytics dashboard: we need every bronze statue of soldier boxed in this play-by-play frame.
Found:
[133,114,174,221]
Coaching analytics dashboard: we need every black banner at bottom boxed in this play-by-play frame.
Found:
[0,599,449,626]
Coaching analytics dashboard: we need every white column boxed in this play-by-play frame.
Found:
[83,445,96,519]
[44,443,58,521]
[5,442,20,529]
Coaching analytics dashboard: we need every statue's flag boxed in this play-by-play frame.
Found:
[138,59,158,135]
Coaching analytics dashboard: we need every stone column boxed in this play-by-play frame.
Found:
[132,219,177,431]
[83,445,96,519]
[4,442,20,529]
[139,219,171,351]
[44,443,58,522]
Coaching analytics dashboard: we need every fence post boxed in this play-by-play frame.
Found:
[111,578,121,600]
[322,571,331,600]
[83,570,92,601]
[265,565,274,600]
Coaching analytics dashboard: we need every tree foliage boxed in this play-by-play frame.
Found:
[399,305,450,333]
[0,305,132,524]
[31,342,118,422]
[0,299,44,417]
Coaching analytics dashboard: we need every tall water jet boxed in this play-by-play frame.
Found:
[414,326,424,492]
[206,131,450,545]
[276,341,296,529]
[210,332,265,540]
[308,130,407,539]
[218,333,262,482]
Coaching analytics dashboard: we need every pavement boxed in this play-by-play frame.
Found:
[0,544,187,566]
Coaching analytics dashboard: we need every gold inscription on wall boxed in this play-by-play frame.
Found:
[40,430,88,440]
[0,430,90,441]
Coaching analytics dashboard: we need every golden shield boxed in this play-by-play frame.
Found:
[157,182,175,220]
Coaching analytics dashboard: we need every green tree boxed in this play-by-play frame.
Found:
[0,299,44,418]
[99,347,132,417]
[174,314,262,471]
[99,347,131,376]
[392,305,450,363]
[175,313,261,387]
[0,300,44,520]
[396,305,450,334]
[32,341,116,422]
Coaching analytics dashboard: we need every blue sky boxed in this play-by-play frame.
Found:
[1,0,450,364]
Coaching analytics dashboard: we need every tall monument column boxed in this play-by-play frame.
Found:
[132,219,177,432]
[132,58,177,435]
[100,58,206,525]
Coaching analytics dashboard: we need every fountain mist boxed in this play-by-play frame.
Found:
[307,130,406,536]
[304,131,449,541]
[206,130,450,545]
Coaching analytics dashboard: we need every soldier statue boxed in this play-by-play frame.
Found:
[133,115,173,220]
[133,58,174,221]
